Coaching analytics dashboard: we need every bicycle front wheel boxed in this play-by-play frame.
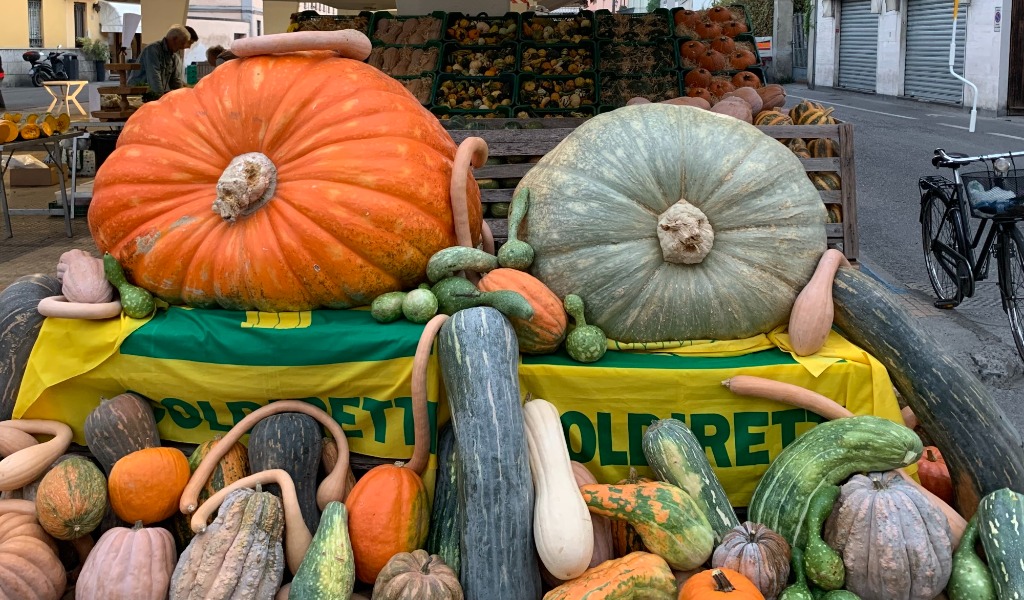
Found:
[921,190,969,306]
[998,226,1024,361]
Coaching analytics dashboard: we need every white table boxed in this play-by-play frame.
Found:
[66,122,127,221]
[0,132,81,238]
[42,81,89,117]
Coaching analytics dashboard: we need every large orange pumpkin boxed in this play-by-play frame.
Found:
[89,52,482,312]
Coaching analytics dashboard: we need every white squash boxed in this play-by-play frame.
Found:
[523,398,594,580]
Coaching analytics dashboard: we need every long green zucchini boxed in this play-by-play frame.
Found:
[426,423,460,576]
[832,267,1024,517]
[438,307,542,600]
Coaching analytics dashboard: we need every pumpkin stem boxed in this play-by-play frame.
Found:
[711,569,736,592]
[213,152,278,222]
[657,200,714,264]
[132,520,145,531]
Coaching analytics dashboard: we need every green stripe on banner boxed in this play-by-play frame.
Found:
[120,306,425,366]
[523,347,801,370]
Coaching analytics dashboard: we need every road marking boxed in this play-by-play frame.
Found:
[938,123,970,130]
[788,94,917,119]
[990,132,1024,141]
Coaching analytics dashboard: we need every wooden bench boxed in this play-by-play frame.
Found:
[448,119,859,262]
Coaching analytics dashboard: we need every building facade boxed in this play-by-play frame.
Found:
[810,0,1017,115]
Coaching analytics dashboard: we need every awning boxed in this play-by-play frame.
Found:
[98,1,143,34]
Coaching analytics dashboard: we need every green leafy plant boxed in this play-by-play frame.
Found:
[78,38,110,62]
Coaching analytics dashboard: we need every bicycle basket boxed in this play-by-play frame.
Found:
[961,169,1024,218]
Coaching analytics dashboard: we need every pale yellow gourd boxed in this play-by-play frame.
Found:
[523,397,594,580]
[0,424,39,457]
[788,249,851,356]
[190,469,312,575]
[0,420,73,491]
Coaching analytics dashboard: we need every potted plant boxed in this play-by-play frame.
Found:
[78,37,111,82]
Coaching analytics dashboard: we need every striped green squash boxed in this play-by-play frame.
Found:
[748,416,923,547]
[426,423,461,576]
[977,488,1024,599]
[290,501,355,600]
[580,482,714,571]
[807,138,839,158]
[809,172,841,191]
[642,419,739,543]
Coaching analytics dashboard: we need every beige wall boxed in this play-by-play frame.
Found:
[1,0,104,48]
[140,0,189,44]
[264,1,299,34]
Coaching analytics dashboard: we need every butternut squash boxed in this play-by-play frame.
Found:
[523,397,593,580]
[722,375,967,546]
[0,420,72,492]
[0,423,38,457]
[190,468,311,575]
[788,250,850,356]
[181,400,349,515]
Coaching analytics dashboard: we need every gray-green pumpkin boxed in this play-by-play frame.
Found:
[516,104,827,342]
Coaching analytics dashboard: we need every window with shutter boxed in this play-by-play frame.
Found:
[28,0,43,48]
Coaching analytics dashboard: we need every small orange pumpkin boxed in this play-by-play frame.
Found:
[732,71,762,89]
[729,50,757,70]
[675,10,702,29]
[710,36,735,55]
[697,50,727,72]
[687,88,714,103]
[705,6,734,23]
[708,78,736,99]
[681,40,708,62]
[684,68,713,89]
[679,568,765,599]
[722,20,749,37]
[477,268,567,354]
[917,446,954,505]
[694,21,723,40]
[109,447,190,525]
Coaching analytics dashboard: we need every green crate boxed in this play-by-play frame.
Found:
[519,41,596,76]
[290,11,373,33]
[444,12,520,45]
[511,105,596,119]
[597,38,676,73]
[519,10,596,44]
[598,70,681,107]
[432,72,517,111]
[369,11,446,44]
[595,8,671,41]
[431,105,513,121]
[518,72,598,111]
[393,73,436,106]
[367,41,443,77]
[440,42,519,76]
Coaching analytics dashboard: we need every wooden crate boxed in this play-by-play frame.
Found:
[448,119,859,262]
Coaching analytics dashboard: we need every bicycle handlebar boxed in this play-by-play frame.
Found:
[933,147,1024,168]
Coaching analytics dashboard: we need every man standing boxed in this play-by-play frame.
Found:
[129,25,193,99]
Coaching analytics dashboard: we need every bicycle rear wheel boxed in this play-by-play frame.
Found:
[921,190,970,306]
[997,226,1024,361]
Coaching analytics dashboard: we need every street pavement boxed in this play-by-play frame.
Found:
[3,81,1022,427]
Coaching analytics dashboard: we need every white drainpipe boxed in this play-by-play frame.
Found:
[947,4,978,132]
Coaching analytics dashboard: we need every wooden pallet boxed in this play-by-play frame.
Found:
[447,119,859,262]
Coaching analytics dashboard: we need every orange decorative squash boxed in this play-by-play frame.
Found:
[679,568,765,599]
[917,446,955,505]
[89,41,482,312]
[109,447,190,525]
[345,315,443,583]
[477,268,567,354]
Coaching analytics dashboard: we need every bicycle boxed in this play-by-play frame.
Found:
[918,148,1024,360]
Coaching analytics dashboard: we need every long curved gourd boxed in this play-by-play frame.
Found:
[481,220,495,255]
[0,498,37,516]
[0,274,62,420]
[450,137,489,252]
[0,424,39,457]
[523,397,594,580]
[230,29,372,60]
[180,401,349,514]
[723,375,966,546]
[0,420,73,492]
[788,249,849,356]
[409,314,445,475]
[190,469,311,575]
[36,296,122,320]
[832,266,1024,518]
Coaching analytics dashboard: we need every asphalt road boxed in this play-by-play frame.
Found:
[784,84,1024,427]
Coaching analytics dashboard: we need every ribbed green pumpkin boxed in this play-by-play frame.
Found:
[642,419,739,543]
[748,416,923,548]
[977,488,1024,599]
[517,104,826,343]
[290,502,355,600]
[426,424,460,576]
[580,482,714,571]
[35,456,108,540]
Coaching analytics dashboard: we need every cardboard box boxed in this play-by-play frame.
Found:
[9,165,68,187]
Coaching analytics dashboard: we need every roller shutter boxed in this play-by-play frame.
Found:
[903,0,968,103]
[837,0,879,92]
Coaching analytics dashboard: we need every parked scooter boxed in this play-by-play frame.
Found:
[22,47,70,87]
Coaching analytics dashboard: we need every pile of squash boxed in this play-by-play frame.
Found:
[0,112,72,143]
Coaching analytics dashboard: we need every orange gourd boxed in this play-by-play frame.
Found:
[681,41,707,62]
[708,78,735,99]
[477,268,568,354]
[918,446,954,505]
[697,50,727,72]
[710,36,735,55]
[346,314,443,583]
[679,568,765,599]
[684,68,713,89]
[729,50,757,70]
[676,10,703,29]
[545,552,678,599]
[609,468,651,558]
[694,21,723,39]
[89,34,483,313]
[109,447,190,524]
[687,88,714,103]
[722,20,749,37]
[706,6,734,22]
[732,71,762,89]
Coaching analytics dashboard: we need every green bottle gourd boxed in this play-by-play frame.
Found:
[431,277,534,320]
[103,253,155,319]
[497,187,535,271]
[803,484,844,591]
[780,547,815,600]
[371,291,407,323]
[426,247,498,282]
[402,288,439,324]
[947,515,996,600]
[820,591,861,600]
[564,294,607,363]
[289,501,355,600]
